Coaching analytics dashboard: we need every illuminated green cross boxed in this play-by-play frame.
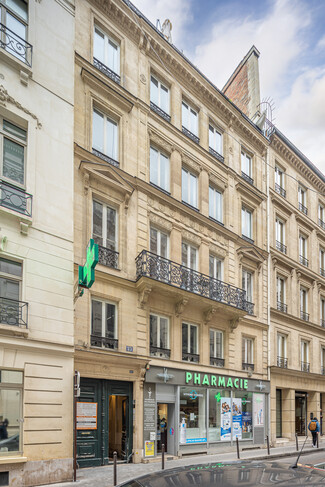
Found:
[78,239,98,289]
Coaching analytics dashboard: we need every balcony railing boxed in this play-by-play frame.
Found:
[182,352,199,363]
[92,148,119,167]
[301,361,310,373]
[0,23,32,67]
[246,301,254,315]
[210,357,225,367]
[98,245,119,269]
[0,297,28,328]
[276,240,287,254]
[0,181,32,217]
[93,57,120,84]
[241,171,254,185]
[242,362,254,372]
[209,147,224,163]
[135,250,252,313]
[275,183,286,198]
[321,319,325,328]
[322,366,325,375]
[299,255,308,267]
[277,356,288,368]
[150,346,171,359]
[242,234,254,245]
[277,301,287,313]
[298,202,308,215]
[182,126,199,144]
[90,335,118,349]
[319,218,325,230]
[150,102,171,123]
[320,268,325,278]
[300,310,309,321]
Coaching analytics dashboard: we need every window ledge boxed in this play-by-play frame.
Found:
[0,205,32,234]
[0,456,27,464]
[0,323,28,337]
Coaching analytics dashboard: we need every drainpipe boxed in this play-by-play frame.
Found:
[266,144,271,441]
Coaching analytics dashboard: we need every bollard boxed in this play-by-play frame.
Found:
[162,443,165,470]
[236,437,240,459]
[266,435,270,455]
[296,434,299,451]
[113,451,117,486]
[317,433,319,449]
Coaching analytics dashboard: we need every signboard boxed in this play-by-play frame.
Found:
[220,397,231,441]
[143,383,156,451]
[145,441,155,457]
[77,402,97,430]
[232,398,242,440]
[78,238,98,289]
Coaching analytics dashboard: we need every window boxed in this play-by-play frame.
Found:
[299,235,308,267]
[0,369,23,454]
[242,269,253,303]
[0,258,24,327]
[1,0,29,65]
[182,101,198,137]
[321,347,325,375]
[301,340,309,372]
[0,118,26,187]
[209,186,223,223]
[210,329,224,367]
[92,109,118,163]
[150,76,169,115]
[242,206,252,240]
[209,254,223,281]
[93,26,120,78]
[320,249,325,277]
[150,227,168,258]
[180,386,206,443]
[320,298,325,327]
[150,314,170,358]
[298,185,307,214]
[242,337,254,370]
[277,334,287,368]
[300,287,309,321]
[275,218,286,253]
[182,168,197,208]
[150,147,169,192]
[209,125,222,156]
[93,201,118,268]
[182,322,199,362]
[275,166,286,197]
[241,150,253,184]
[276,276,286,312]
[319,204,325,229]
[91,299,118,349]
[181,241,197,290]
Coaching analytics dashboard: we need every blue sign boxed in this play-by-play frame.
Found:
[186,438,207,443]
[126,346,133,352]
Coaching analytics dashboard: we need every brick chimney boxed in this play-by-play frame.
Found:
[222,46,261,119]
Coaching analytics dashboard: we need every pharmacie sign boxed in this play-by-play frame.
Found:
[185,371,248,390]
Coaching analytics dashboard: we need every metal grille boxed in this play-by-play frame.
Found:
[150,346,171,358]
[93,57,120,84]
[253,426,265,445]
[301,361,310,372]
[298,202,308,215]
[0,182,32,217]
[0,23,32,67]
[321,319,325,328]
[320,268,325,278]
[275,183,286,198]
[0,297,28,327]
[299,255,308,267]
[276,240,287,254]
[209,147,224,163]
[210,357,225,367]
[182,126,200,144]
[90,335,118,349]
[277,301,287,313]
[241,171,254,185]
[98,245,119,269]
[277,356,288,368]
[242,362,254,371]
[150,102,171,122]
[92,148,119,167]
[319,218,325,230]
[182,352,199,363]
[300,311,309,321]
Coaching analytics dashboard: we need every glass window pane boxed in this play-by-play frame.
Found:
[106,207,116,250]
[209,187,214,218]
[91,300,102,336]
[150,77,159,106]
[180,386,206,443]
[94,28,105,63]
[92,110,104,152]
[105,303,115,339]
[160,84,169,113]
[150,227,157,254]
[108,39,119,73]
[106,118,117,160]
[209,255,214,278]
[182,242,188,267]
[215,131,222,154]
[190,325,197,354]
[3,121,26,141]
[190,247,196,270]
[182,103,188,128]
[3,138,24,185]
[0,370,23,384]
[209,126,214,148]
[190,109,197,135]
[160,232,168,258]
[190,173,197,207]
[150,315,157,348]
[6,11,26,42]
[182,169,188,203]
[0,388,21,452]
[0,277,19,301]
[92,201,103,246]
[7,0,28,21]
[182,323,188,353]
[160,153,169,192]
[159,317,168,349]
[150,147,158,186]
[0,259,22,277]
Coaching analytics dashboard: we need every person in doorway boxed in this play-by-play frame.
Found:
[308,417,320,447]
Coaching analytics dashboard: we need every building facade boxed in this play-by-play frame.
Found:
[0,1,75,485]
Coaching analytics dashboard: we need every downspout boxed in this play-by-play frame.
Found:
[266,144,271,441]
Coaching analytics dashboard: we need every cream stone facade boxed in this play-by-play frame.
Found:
[0,1,75,485]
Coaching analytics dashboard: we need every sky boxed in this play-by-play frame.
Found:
[133,0,325,176]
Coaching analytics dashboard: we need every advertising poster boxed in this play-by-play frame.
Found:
[180,418,186,444]
[232,398,242,440]
[220,397,231,441]
[144,441,155,457]
[242,412,252,434]
[253,394,264,426]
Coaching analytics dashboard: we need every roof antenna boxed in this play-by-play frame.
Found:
[291,434,308,469]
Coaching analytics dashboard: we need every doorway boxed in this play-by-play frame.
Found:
[295,392,307,436]
[157,403,168,453]
[276,389,282,437]
[109,395,128,461]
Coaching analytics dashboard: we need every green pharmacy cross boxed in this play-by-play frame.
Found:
[78,239,98,289]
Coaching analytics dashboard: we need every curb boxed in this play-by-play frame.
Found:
[240,446,325,462]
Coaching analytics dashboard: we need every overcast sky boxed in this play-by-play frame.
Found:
[134,0,325,176]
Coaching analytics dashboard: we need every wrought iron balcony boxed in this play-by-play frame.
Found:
[182,352,199,363]
[90,335,118,349]
[93,57,120,84]
[0,181,32,217]
[275,183,286,198]
[182,126,200,144]
[321,319,325,328]
[92,148,119,167]
[299,255,308,267]
[150,102,171,122]
[300,310,309,321]
[135,250,252,313]
[298,202,308,215]
[246,301,254,315]
[0,297,28,327]
[209,147,224,163]
[277,301,287,313]
[210,357,225,367]
[0,23,32,67]
[98,245,118,269]
[276,240,287,254]
[301,361,310,373]
[322,366,325,375]
[150,346,171,359]
[319,218,325,230]
[277,356,288,368]
[320,268,325,278]
[241,171,254,185]
[242,362,254,372]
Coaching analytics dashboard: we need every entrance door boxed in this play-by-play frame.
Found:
[157,403,167,453]
[295,392,307,436]
[276,389,282,437]
[108,395,128,461]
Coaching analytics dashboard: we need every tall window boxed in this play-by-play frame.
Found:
[182,101,198,136]
[150,147,169,192]
[319,204,325,229]
[209,255,223,281]
[275,166,285,197]
[275,218,286,253]
[182,322,199,362]
[276,276,286,312]
[91,299,117,349]
[94,26,120,76]
[277,334,287,368]
[150,76,169,115]
[298,185,307,214]
[150,227,168,258]
[242,269,253,303]
[321,347,325,374]
[242,337,254,368]
[150,314,170,358]
[182,168,197,208]
[299,235,308,266]
[242,206,252,240]
[1,0,28,63]
[0,370,23,454]
[1,117,27,186]
[93,201,117,250]
[320,298,325,327]
[182,242,197,270]
[300,287,308,321]
[209,186,223,223]
[320,248,325,277]
[301,340,309,372]
[92,109,118,162]
[241,150,252,182]
[209,125,222,155]
[210,329,223,366]
[0,258,23,326]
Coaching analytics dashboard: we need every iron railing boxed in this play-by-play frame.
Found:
[92,148,119,167]
[98,245,119,269]
[150,102,171,122]
[210,357,225,367]
[321,319,325,328]
[301,361,310,373]
[135,250,252,313]
[182,126,199,144]
[276,240,287,254]
[182,352,199,363]
[298,202,308,215]
[150,346,171,359]
[277,356,288,368]
[275,183,286,198]
[0,23,32,67]
[242,362,254,371]
[93,57,120,84]
[300,310,309,322]
[242,235,254,245]
[0,181,32,217]
[209,147,224,163]
[299,255,308,267]
[277,301,287,313]
[322,366,325,375]
[90,335,118,349]
[320,268,325,278]
[319,218,325,230]
[0,297,28,327]
[241,171,254,185]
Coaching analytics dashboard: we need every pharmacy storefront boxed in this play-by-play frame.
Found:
[143,366,270,457]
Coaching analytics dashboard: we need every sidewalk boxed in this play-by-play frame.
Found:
[43,439,325,487]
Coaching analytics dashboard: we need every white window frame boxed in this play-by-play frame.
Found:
[92,108,118,161]
[242,337,254,364]
[209,254,223,281]
[182,322,199,356]
[182,101,198,136]
[209,186,223,223]
[182,167,198,208]
[321,347,325,369]
[277,333,287,359]
[150,75,170,114]
[91,298,118,340]
[242,206,253,239]
[275,165,284,188]
[0,116,27,188]
[92,200,118,251]
[276,218,285,244]
[320,298,325,325]
[242,269,253,303]
[319,204,325,223]
[150,226,169,258]
[276,276,285,304]
[210,329,223,359]
[241,150,252,178]
[299,234,307,258]
[209,124,222,155]
[149,146,170,192]
[298,185,306,206]
[300,287,308,313]
[93,25,120,75]
[301,340,309,363]
[149,313,170,352]
[320,248,325,273]
[182,241,197,270]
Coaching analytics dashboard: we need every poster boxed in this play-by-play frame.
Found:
[145,441,155,457]
[232,398,242,440]
[77,402,97,430]
[179,418,186,444]
[253,393,264,426]
[220,397,231,441]
[242,412,252,434]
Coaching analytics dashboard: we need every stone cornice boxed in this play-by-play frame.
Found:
[270,307,325,336]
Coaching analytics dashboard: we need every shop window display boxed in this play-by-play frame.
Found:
[179,386,206,444]
[209,390,230,442]
[234,391,253,440]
